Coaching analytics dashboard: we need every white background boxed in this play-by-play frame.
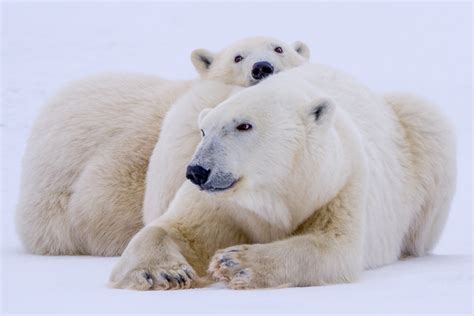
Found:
[1,1,472,314]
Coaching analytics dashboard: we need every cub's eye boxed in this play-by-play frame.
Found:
[274,46,283,54]
[236,123,252,131]
[234,55,243,63]
[200,129,205,137]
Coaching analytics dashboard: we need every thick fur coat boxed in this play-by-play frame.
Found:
[109,63,456,289]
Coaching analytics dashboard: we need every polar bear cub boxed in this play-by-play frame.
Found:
[110,63,455,290]
[16,37,310,256]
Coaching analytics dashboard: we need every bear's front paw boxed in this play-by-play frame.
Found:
[208,245,269,290]
[109,260,197,291]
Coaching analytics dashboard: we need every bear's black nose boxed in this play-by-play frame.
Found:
[252,61,274,80]
[186,165,211,186]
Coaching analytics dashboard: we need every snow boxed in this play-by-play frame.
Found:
[2,248,472,314]
[1,2,472,314]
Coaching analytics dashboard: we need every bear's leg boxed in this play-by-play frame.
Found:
[68,129,158,256]
[142,125,200,224]
[209,184,365,289]
[109,182,249,290]
[384,93,456,256]
[16,185,80,255]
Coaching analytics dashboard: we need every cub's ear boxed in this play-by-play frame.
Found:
[191,49,214,75]
[306,98,336,129]
[198,108,213,126]
[292,41,310,60]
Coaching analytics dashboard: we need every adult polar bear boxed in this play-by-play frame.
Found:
[110,63,456,290]
[16,37,311,256]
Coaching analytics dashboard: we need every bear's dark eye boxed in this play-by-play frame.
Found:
[236,123,252,131]
[234,55,243,63]
[200,129,205,137]
[274,46,283,54]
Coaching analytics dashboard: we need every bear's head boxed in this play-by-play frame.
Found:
[191,36,310,87]
[186,70,343,230]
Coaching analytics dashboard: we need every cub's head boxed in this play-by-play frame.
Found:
[185,74,337,223]
[191,37,310,87]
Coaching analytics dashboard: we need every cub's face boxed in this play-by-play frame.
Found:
[191,37,310,86]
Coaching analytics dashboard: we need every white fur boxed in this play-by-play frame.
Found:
[110,63,456,289]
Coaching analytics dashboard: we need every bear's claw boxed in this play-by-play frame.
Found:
[208,245,259,289]
[110,264,196,291]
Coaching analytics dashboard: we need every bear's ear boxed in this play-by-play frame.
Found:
[306,98,335,129]
[198,108,213,126]
[292,41,310,60]
[191,49,215,75]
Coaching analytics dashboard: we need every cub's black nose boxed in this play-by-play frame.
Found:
[252,61,274,80]
[186,165,211,186]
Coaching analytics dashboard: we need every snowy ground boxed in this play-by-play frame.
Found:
[1,2,472,314]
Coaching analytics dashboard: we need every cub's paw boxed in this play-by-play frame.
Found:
[109,262,197,291]
[208,245,267,290]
